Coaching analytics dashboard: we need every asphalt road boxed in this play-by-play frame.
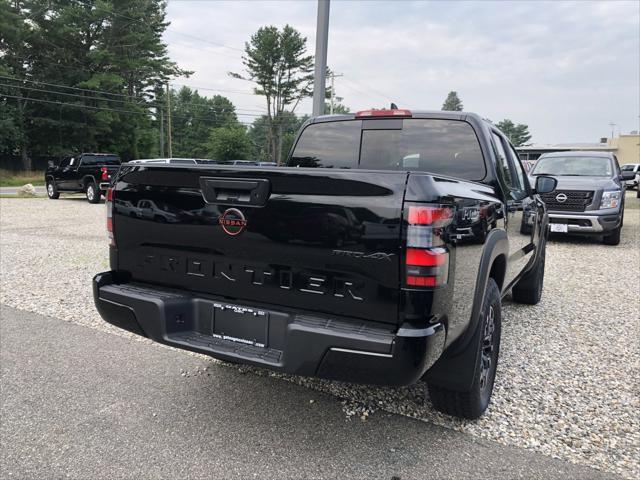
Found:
[0,186,46,195]
[0,306,619,480]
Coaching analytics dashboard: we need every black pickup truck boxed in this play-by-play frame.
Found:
[93,110,557,419]
[46,153,121,203]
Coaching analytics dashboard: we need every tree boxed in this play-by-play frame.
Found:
[248,111,308,161]
[229,25,313,164]
[207,125,252,161]
[496,119,532,147]
[167,86,238,158]
[0,0,188,165]
[441,91,463,111]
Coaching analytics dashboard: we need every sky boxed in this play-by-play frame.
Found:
[163,0,640,144]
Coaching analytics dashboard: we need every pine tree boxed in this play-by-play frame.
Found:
[441,91,463,111]
[496,119,532,146]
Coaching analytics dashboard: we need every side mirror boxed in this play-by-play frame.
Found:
[620,171,636,181]
[48,160,55,168]
[535,175,557,194]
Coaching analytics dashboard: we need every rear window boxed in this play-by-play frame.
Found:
[289,119,485,180]
[81,155,121,166]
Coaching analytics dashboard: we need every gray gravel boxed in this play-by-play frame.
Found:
[1,194,639,478]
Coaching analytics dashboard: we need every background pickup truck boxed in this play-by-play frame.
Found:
[93,109,557,419]
[46,153,121,203]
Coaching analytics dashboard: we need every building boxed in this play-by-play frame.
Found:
[517,133,640,166]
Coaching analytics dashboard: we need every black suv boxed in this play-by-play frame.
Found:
[529,151,634,245]
[45,153,121,203]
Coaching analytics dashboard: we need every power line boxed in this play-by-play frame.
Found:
[342,77,409,107]
[1,93,281,124]
[0,74,142,100]
[72,0,244,53]
[2,94,148,116]
[0,82,147,106]
[0,74,272,113]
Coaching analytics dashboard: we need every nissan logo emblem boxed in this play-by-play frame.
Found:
[219,208,247,236]
[555,193,568,203]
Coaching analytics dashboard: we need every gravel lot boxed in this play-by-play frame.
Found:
[1,193,638,478]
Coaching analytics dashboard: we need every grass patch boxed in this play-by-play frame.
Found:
[0,170,45,187]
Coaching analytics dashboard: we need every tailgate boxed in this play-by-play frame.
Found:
[112,166,408,324]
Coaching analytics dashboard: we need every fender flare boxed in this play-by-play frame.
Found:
[82,175,98,189]
[425,228,509,391]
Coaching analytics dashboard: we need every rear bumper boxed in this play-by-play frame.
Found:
[548,209,621,234]
[93,271,445,386]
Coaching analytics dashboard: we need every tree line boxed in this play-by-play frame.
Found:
[1,1,530,171]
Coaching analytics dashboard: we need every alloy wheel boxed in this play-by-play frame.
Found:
[479,305,495,390]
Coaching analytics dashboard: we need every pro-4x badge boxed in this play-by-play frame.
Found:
[219,208,247,236]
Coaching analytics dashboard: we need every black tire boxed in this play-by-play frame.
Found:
[46,179,60,199]
[85,181,101,204]
[512,235,546,304]
[427,278,501,419]
[603,226,621,245]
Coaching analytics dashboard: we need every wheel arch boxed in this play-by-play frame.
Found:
[82,175,97,189]
[425,229,508,391]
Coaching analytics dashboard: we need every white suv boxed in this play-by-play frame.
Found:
[621,163,640,189]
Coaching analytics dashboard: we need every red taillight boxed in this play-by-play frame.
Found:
[106,188,115,247]
[355,109,412,118]
[408,206,453,226]
[101,166,109,181]
[406,276,437,287]
[406,248,447,266]
[404,204,453,288]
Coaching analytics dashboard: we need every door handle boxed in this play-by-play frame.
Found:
[200,177,271,206]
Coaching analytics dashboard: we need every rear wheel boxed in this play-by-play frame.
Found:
[427,278,501,419]
[85,181,101,204]
[512,235,546,304]
[46,180,59,199]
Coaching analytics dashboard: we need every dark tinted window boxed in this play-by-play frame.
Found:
[360,119,485,179]
[289,118,485,180]
[289,120,362,168]
[80,155,120,166]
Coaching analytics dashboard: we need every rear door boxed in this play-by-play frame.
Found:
[491,130,536,286]
[58,156,78,189]
[114,166,407,324]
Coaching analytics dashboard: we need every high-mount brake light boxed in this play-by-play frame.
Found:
[355,109,412,118]
[106,188,115,247]
[404,205,453,288]
[101,166,109,181]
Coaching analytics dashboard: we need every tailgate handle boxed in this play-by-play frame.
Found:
[199,177,271,206]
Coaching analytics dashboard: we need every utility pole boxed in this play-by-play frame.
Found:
[159,106,164,157]
[166,83,173,158]
[312,0,330,117]
[329,72,343,114]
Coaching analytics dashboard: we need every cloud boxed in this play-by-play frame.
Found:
[164,0,640,143]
